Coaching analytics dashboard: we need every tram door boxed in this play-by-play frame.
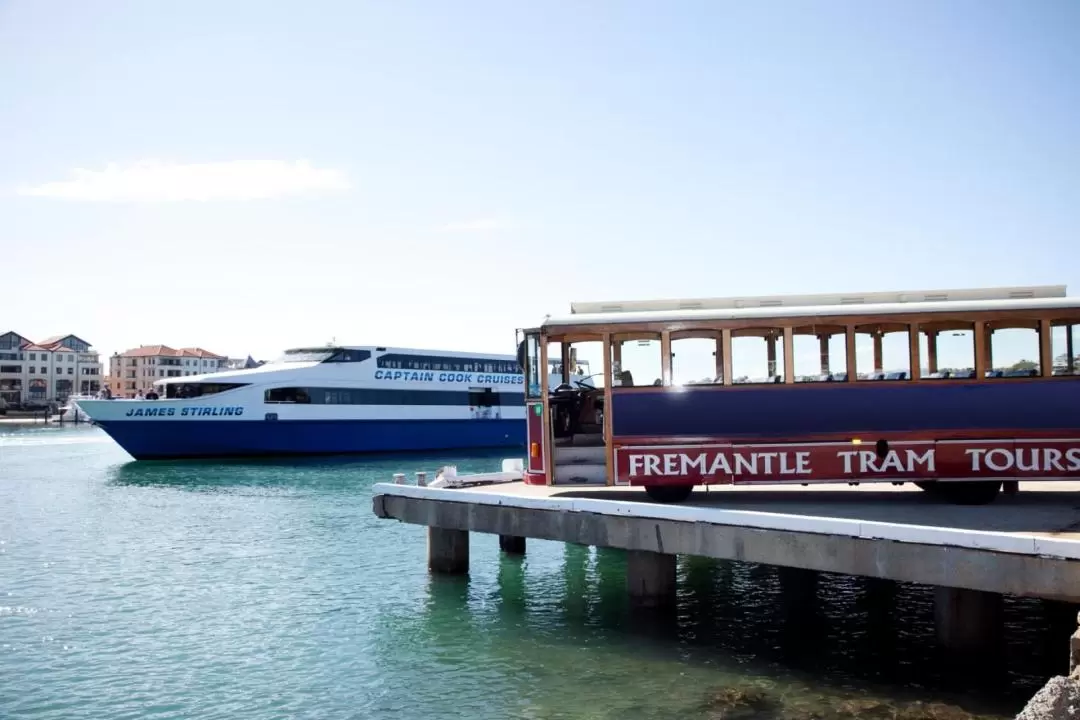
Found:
[518,330,549,485]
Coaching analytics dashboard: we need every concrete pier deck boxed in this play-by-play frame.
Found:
[372,480,1080,601]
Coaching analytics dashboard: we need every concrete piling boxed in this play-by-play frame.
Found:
[427,527,469,574]
[498,535,526,555]
[1071,612,1080,674]
[933,586,1003,654]
[626,550,677,607]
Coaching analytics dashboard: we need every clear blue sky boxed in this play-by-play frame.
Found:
[2,0,1078,373]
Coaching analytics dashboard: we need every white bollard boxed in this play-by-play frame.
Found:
[416,471,428,487]
[393,473,406,485]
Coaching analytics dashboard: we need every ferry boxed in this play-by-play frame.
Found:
[73,345,592,460]
[500,284,1080,505]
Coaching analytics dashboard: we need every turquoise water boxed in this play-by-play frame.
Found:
[0,425,1072,719]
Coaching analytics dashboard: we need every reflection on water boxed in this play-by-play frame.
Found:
[382,549,1069,720]
[0,426,1074,720]
[106,448,511,491]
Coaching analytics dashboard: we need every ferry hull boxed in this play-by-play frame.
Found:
[93,419,525,460]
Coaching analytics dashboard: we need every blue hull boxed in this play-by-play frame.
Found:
[95,419,526,460]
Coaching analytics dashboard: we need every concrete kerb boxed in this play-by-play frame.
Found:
[370,483,1080,562]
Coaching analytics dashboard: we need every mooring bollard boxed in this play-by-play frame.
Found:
[393,473,406,485]
[416,471,428,487]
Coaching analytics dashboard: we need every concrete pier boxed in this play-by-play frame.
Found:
[626,550,677,607]
[933,586,1004,654]
[375,481,1080,598]
[427,527,469,574]
[498,534,526,555]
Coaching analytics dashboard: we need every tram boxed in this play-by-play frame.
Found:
[516,285,1080,505]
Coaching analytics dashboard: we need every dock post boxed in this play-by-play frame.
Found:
[1071,612,1080,674]
[933,586,1003,654]
[499,535,526,555]
[626,550,676,607]
[427,527,469,574]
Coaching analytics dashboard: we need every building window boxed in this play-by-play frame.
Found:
[29,353,36,361]
[67,367,73,375]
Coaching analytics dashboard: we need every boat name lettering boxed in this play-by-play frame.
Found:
[373,369,524,385]
[615,442,1080,485]
[124,406,245,418]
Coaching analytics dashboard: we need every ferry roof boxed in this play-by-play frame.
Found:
[545,286,1079,329]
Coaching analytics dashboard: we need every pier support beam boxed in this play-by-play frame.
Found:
[427,527,469,574]
[934,586,1003,654]
[778,566,818,605]
[499,535,526,555]
[626,550,676,607]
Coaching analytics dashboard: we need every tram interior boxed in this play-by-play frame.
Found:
[546,341,607,484]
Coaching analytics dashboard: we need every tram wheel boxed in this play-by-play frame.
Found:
[928,481,1002,506]
[644,485,694,503]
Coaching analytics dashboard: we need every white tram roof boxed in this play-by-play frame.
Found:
[546,285,1077,328]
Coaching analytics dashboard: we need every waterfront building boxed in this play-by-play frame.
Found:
[0,331,104,405]
[106,345,227,398]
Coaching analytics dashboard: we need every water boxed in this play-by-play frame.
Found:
[0,426,1073,719]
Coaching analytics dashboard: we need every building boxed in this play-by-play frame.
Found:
[0,332,104,406]
[106,345,227,398]
[225,355,265,371]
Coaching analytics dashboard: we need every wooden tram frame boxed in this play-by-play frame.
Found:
[521,287,1080,502]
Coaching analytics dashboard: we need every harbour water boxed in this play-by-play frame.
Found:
[0,426,1073,719]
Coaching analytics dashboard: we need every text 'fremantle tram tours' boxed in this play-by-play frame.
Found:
[514,285,1080,505]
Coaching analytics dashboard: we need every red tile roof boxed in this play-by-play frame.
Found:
[117,345,179,357]
[180,347,225,359]
[115,345,224,359]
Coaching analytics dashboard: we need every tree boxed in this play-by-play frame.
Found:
[1010,359,1038,371]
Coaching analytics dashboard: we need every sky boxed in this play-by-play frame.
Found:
[2,0,1078,376]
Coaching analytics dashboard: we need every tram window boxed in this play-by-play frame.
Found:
[523,334,541,398]
[853,325,911,381]
[611,335,661,387]
[986,325,1040,378]
[730,329,784,384]
[792,327,846,382]
[1050,322,1078,375]
[671,336,722,385]
[920,325,974,379]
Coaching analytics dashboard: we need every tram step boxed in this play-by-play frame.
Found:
[555,445,607,465]
[561,433,604,447]
[554,463,608,485]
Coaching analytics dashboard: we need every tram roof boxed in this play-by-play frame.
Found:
[544,285,1077,329]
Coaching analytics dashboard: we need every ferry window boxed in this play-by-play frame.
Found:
[986,323,1040,378]
[671,335,722,385]
[611,334,661,388]
[1051,322,1078,375]
[730,329,785,384]
[325,349,371,363]
[166,382,249,399]
[853,324,911,381]
[264,387,312,404]
[919,323,975,379]
[792,326,846,382]
[377,353,518,374]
